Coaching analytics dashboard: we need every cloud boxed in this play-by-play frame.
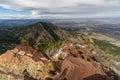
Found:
[0,0,120,19]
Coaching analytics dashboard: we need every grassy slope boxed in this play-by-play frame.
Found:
[93,38,120,56]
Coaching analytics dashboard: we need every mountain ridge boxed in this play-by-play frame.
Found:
[0,21,120,80]
[0,22,71,54]
[0,42,118,80]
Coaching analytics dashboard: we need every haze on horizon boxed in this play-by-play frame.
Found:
[0,0,120,19]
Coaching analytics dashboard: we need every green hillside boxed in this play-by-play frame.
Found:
[93,38,120,56]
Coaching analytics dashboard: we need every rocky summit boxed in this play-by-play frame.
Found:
[0,45,54,80]
[0,43,117,80]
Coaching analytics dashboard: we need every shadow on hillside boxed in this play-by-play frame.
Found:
[83,74,111,80]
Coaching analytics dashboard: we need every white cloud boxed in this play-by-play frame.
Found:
[0,0,120,19]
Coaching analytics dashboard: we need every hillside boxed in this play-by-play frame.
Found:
[88,32,120,47]
[0,29,19,54]
[15,22,71,54]
[16,22,70,43]
[0,22,71,54]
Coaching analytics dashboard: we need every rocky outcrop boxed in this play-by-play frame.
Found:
[0,45,54,80]
[54,56,113,80]
[0,43,118,80]
[52,43,117,80]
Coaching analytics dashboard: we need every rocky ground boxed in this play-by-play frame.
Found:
[0,42,118,80]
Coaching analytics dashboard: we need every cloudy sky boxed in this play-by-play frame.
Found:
[0,0,120,19]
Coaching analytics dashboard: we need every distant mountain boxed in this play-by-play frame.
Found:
[16,22,70,43]
[15,22,71,54]
[0,19,41,27]
[0,21,71,54]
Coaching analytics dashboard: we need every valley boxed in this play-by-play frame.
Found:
[53,20,120,40]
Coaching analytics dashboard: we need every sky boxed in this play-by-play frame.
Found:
[0,0,120,19]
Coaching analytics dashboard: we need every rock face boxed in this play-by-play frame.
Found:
[53,43,117,80]
[0,45,54,80]
[0,43,118,80]
[55,56,111,80]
